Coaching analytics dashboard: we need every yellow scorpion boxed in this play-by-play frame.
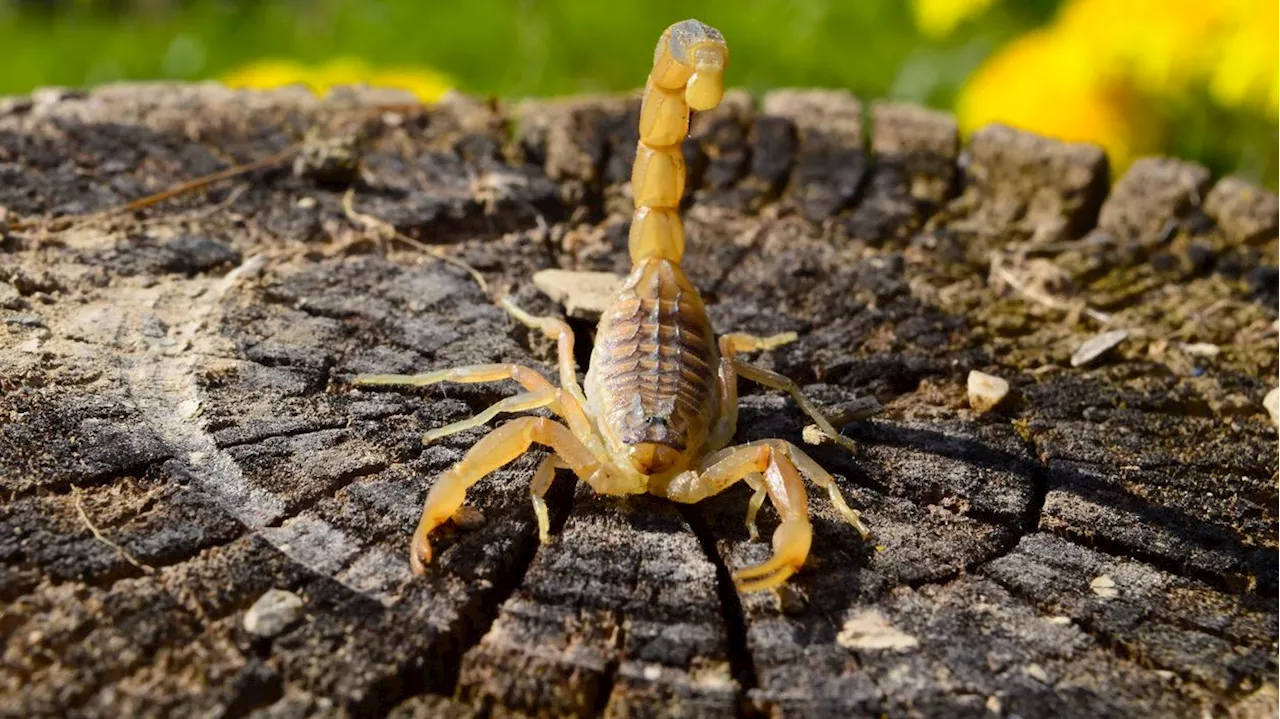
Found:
[355,19,871,592]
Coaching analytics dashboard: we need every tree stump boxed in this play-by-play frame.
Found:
[1,83,1276,718]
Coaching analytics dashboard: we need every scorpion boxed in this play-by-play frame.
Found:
[354,18,871,592]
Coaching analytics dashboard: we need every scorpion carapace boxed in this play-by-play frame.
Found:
[590,256,717,476]
[354,18,871,593]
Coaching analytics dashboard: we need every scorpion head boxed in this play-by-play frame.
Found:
[621,415,692,475]
[584,461,648,496]
[628,441,683,475]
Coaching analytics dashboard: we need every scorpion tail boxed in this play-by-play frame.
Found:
[630,19,728,265]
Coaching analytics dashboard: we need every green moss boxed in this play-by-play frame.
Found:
[1011,417,1033,444]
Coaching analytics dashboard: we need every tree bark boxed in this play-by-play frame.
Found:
[1,82,1276,718]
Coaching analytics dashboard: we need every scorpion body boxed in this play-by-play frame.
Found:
[355,19,870,592]
[589,257,717,476]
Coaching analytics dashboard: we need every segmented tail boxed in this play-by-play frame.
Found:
[628,19,728,265]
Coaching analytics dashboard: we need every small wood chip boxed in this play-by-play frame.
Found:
[966,370,1010,413]
[453,505,486,530]
[244,588,305,637]
[802,424,828,446]
[1024,663,1050,683]
[1179,342,1220,357]
[1071,329,1129,367]
[179,399,202,419]
[1264,387,1278,426]
[532,269,624,320]
[1090,574,1118,599]
[836,610,920,652]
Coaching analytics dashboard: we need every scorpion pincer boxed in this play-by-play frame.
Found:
[354,18,872,593]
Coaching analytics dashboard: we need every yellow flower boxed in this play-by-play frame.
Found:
[219,59,316,92]
[221,57,453,103]
[956,0,1276,174]
[957,29,1147,168]
[910,0,999,38]
[366,68,456,104]
[1207,1,1279,116]
[1057,0,1236,96]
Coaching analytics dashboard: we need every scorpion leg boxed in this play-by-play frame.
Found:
[664,438,870,591]
[721,332,798,353]
[764,439,872,540]
[705,333,787,450]
[720,331,856,452]
[731,450,813,593]
[743,472,767,541]
[499,298,591,411]
[353,363,596,446]
[729,441,870,591]
[668,442,813,592]
[353,363,554,392]
[529,455,565,543]
[410,416,597,574]
[421,388,558,443]
[735,361,856,452]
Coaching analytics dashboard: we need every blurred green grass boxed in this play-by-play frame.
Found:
[0,0,1273,188]
[0,0,1052,102]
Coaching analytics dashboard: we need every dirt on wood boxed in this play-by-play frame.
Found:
[0,82,1276,718]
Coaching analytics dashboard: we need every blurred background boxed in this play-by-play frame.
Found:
[0,0,1275,188]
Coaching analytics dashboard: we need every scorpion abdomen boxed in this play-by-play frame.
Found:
[588,257,718,472]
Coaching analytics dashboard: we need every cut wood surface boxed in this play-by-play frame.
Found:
[1,83,1277,718]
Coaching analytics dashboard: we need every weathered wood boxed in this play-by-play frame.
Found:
[1,82,1276,718]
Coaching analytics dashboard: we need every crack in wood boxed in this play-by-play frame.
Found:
[678,505,764,719]
[213,420,351,450]
[260,459,390,529]
[363,471,581,718]
[979,551,1258,700]
[587,626,624,719]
